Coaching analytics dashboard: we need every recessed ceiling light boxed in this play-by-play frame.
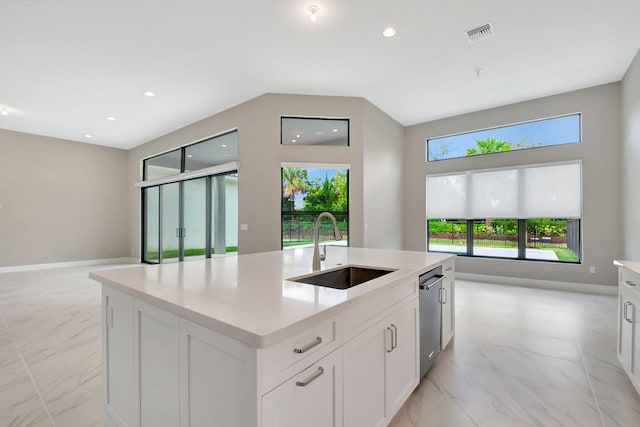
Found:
[332,128,338,133]
[0,109,8,116]
[143,91,155,97]
[292,139,297,143]
[106,116,116,121]
[186,154,193,158]
[314,131,325,135]
[383,27,397,38]
[221,144,228,148]
[308,5,319,22]
[84,134,93,138]
[296,134,300,138]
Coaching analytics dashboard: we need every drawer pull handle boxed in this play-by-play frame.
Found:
[625,280,637,287]
[293,336,322,354]
[624,301,634,323]
[296,366,324,387]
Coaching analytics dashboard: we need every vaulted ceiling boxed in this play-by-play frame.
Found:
[1,0,638,149]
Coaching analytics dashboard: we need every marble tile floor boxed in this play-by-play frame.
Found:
[390,280,640,427]
[1,264,640,426]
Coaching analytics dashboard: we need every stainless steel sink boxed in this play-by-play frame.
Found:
[289,266,396,290]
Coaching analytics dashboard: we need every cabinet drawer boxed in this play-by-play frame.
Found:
[262,348,343,427]
[261,317,339,393]
[342,276,417,341]
[621,268,640,296]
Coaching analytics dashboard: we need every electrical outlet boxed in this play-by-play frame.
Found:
[240,224,248,231]
[589,266,596,274]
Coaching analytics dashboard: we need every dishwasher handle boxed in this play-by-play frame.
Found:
[419,275,445,290]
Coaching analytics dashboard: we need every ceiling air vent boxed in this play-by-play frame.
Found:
[466,23,495,43]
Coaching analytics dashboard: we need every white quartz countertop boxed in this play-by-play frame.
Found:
[614,260,640,275]
[90,247,454,348]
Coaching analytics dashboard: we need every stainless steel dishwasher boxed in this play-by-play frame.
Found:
[419,266,446,377]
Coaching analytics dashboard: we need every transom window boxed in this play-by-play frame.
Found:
[426,113,581,162]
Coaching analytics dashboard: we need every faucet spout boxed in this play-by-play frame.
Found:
[312,212,342,271]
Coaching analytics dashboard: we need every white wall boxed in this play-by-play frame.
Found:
[403,83,623,286]
[622,49,640,260]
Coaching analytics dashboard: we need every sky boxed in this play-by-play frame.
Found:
[427,114,580,161]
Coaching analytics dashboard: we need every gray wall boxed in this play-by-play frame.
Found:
[622,49,640,260]
[362,100,404,249]
[403,83,623,286]
[128,93,405,258]
[0,129,129,266]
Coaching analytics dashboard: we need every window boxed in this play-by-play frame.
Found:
[140,130,238,264]
[281,117,349,146]
[426,162,581,263]
[426,113,581,162]
[281,165,349,248]
[143,130,238,180]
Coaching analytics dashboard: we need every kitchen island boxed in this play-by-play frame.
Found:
[90,246,455,427]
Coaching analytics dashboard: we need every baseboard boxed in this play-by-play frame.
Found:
[0,257,139,274]
[456,272,617,296]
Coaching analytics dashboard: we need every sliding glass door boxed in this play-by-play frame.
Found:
[183,177,207,261]
[142,172,237,264]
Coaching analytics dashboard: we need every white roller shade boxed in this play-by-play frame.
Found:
[426,174,467,219]
[426,161,582,219]
[522,163,581,218]
[469,169,518,218]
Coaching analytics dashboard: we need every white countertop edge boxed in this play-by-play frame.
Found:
[90,249,455,348]
[614,260,640,275]
[92,267,428,348]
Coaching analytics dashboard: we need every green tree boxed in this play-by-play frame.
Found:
[282,168,309,212]
[304,174,336,211]
[465,137,513,156]
[302,170,348,212]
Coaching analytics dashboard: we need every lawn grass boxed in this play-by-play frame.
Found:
[146,246,238,260]
[551,248,580,262]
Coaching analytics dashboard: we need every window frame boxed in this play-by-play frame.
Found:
[280,163,350,250]
[280,116,350,146]
[427,218,582,264]
[142,128,238,180]
[426,112,582,162]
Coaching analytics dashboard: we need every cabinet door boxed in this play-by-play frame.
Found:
[386,299,419,416]
[262,348,342,427]
[619,288,634,371]
[133,300,180,427]
[441,273,455,350]
[179,319,258,427]
[343,318,387,427]
[103,287,134,427]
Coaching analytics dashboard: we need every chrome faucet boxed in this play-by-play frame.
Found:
[312,212,342,271]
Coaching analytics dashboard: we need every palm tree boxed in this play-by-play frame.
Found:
[465,137,512,156]
[282,168,309,212]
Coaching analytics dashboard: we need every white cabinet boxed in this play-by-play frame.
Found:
[102,287,134,427]
[262,348,342,427]
[343,298,419,427]
[617,265,640,396]
[179,319,258,427]
[133,300,180,427]
[441,261,455,350]
[99,259,453,427]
